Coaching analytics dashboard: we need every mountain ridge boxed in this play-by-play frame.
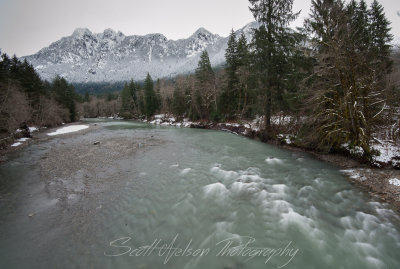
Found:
[22,22,258,83]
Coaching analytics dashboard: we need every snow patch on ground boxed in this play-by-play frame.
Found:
[277,134,293,144]
[340,139,400,168]
[340,169,367,181]
[47,125,89,136]
[271,115,293,125]
[17,138,31,142]
[371,140,400,166]
[29,127,38,132]
[388,178,400,187]
[11,142,22,147]
[341,143,364,156]
[150,114,179,126]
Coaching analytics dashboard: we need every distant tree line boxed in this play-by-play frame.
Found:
[0,53,80,147]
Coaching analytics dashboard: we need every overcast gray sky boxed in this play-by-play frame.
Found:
[0,0,399,57]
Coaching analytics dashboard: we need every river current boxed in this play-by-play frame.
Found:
[0,120,399,268]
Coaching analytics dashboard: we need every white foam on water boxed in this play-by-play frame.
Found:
[365,256,385,268]
[265,157,283,164]
[309,228,326,243]
[203,183,229,199]
[210,166,239,180]
[356,212,380,230]
[313,178,324,187]
[271,184,287,194]
[305,205,319,220]
[265,199,293,215]
[180,168,192,175]
[265,184,288,200]
[279,209,315,232]
[236,174,266,183]
[230,181,260,197]
[170,164,179,168]
[254,189,269,204]
[353,242,379,256]
[241,167,261,175]
[344,229,368,242]
[172,193,197,214]
[212,221,243,244]
[340,216,355,229]
[334,191,347,203]
[376,208,399,220]
[298,185,314,197]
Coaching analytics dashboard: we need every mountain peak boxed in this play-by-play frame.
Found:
[102,28,125,39]
[192,27,212,37]
[72,28,92,37]
[22,22,257,83]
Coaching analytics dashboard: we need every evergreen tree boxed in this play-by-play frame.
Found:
[155,79,162,112]
[20,59,45,105]
[120,79,139,117]
[128,79,138,105]
[353,0,370,52]
[236,33,252,118]
[84,92,90,102]
[225,30,239,88]
[369,0,393,76]
[51,76,78,122]
[195,50,216,119]
[120,82,132,115]
[236,33,250,68]
[221,30,241,119]
[249,0,299,132]
[0,53,11,81]
[172,86,186,116]
[143,73,157,117]
[304,0,393,159]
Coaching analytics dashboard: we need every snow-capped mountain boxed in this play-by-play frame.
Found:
[22,22,258,82]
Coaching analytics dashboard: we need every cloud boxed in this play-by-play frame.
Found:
[397,11,400,17]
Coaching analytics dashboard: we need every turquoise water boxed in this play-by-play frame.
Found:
[0,120,399,268]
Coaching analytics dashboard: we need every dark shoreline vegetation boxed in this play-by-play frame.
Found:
[0,54,81,148]
[1,0,399,168]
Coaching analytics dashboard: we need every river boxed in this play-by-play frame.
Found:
[0,119,399,268]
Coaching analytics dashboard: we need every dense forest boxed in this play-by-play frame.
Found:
[0,53,81,147]
[1,0,399,161]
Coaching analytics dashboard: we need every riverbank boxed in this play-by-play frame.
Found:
[2,119,400,268]
[147,114,400,212]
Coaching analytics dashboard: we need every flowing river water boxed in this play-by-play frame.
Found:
[0,119,400,269]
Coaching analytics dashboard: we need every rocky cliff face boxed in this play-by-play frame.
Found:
[22,22,258,82]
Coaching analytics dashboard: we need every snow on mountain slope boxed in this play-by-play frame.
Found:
[22,22,258,82]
